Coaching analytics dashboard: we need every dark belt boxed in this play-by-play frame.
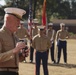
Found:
[37,50,47,53]
[0,67,18,72]
[0,71,19,75]
[0,67,18,69]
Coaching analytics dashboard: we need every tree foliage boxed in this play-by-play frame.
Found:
[0,0,76,21]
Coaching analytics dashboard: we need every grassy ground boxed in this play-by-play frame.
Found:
[19,39,76,75]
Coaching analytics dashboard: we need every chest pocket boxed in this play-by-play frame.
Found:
[2,37,15,52]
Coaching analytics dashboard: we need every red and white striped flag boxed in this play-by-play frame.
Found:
[28,0,33,37]
[28,16,33,36]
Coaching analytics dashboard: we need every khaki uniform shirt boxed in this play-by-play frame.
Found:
[16,27,28,39]
[56,29,69,41]
[32,27,38,37]
[47,29,56,42]
[32,34,51,52]
[0,27,18,72]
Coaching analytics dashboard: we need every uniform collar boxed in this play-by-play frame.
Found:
[38,34,45,37]
[60,29,65,31]
[2,26,13,36]
[48,28,53,31]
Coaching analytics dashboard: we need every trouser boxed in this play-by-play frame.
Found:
[50,43,55,62]
[35,51,48,75]
[30,46,34,61]
[0,71,19,75]
[57,40,67,63]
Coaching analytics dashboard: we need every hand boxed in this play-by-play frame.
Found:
[13,42,26,54]
[22,46,30,57]
[19,47,29,62]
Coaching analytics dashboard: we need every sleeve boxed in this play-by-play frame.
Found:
[24,28,30,39]
[0,39,14,62]
[66,31,69,38]
[15,31,18,37]
[32,37,36,49]
[53,30,56,41]
[55,30,59,41]
[47,38,51,49]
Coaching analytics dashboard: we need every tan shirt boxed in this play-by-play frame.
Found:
[47,29,56,42]
[16,27,29,39]
[32,34,51,52]
[56,29,69,41]
[0,27,18,70]
[32,27,38,37]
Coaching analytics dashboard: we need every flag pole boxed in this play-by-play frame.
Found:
[28,0,33,49]
[42,0,46,26]
[28,0,33,38]
[42,0,47,35]
[46,13,48,36]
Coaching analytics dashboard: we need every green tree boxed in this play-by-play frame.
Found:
[0,0,76,21]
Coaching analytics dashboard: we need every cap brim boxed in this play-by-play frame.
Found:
[12,13,24,21]
[48,25,53,26]
[37,26,45,29]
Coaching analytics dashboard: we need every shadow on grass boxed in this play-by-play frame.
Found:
[48,63,76,68]
[21,62,76,68]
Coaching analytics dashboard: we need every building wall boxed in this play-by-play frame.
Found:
[53,23,76,33]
